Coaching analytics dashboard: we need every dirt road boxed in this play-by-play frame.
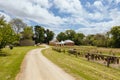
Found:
[16,45,75,80]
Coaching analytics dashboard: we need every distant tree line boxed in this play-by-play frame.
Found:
[0,14,120,48]
[56,26,120,48]
[57,30,85,45]
[0,15,54,49]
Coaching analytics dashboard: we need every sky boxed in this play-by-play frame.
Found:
[0,0,120,35]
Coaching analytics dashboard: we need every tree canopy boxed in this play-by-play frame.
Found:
[110,26,120,48]
[0,14,120,48]
[57,30,85,45]
[57,32,67,41]
[34,25,45,43]
[10,18,26,34]
[21,27,33,40]
[34,25,54,44]
[45,29,54,44]
[0,16,19,49]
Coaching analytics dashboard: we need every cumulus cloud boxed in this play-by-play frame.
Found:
[93,1,104,11]
[54,0,83,15]
[0,0,120,35]
[115,0,120,3]
[0,0,65,27]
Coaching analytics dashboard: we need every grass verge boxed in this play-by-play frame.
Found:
[42,48,120,80]
[0,46,42,80]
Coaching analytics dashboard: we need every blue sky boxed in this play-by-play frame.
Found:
[0,0,120,35]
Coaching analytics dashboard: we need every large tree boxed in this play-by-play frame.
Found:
[0,16,18,49]
[21,27,33,40]
[10,18,26,34]
[83,35,95,46]
[92,34,107,47]
[45,29,54,44]
[83,34,108,47]
[57,32,67,41]
[56,30,85,45]
[74,33,85,45]
[65,30,76,41]
[34,25,45,44]
[110,26,120,48]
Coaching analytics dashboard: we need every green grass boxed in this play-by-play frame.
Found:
[42,48,120,80]
[55,46,120,56]
[0,46,43,80]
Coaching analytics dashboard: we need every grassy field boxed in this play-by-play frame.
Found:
[0,46,43,80]
[42,47,120,80]
[54,46,120,56]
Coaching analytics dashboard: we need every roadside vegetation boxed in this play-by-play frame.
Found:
[42,47,120,80]
[0,15,54,49]
[0,46,43,80]
[57,26,120,48]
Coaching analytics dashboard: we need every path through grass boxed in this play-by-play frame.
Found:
[0,46,42,80]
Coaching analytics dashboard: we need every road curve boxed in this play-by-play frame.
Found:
[16,45,75,80]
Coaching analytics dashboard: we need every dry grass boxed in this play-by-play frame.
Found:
[42,47,120,80]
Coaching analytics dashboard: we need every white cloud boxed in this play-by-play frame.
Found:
[0,0,120,35]
[30,0,52,9]
[93,1,104,11]
[77,8,120,35]
[0,0,65,27]
[115,0,120,3]
[53,0,84,15]
[88,12,104,20]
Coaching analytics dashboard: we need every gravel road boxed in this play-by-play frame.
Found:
[16,45,75,80]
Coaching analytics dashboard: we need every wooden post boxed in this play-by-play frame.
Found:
[107,57,110,67]
[87,53,90,61]
[117,58,119,64]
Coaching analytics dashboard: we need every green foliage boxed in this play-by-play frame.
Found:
[56,32,67,41]
[110,26,120,48]
[74,33,85,45]
[93,34,107,47]
[0,16,19,49]
[45,29,54,43]
[34,25,45,43]
[34,25,54,44]
[65,30,76,41]
[21,27,33,40]
[83,34,108,47]
[57,30,84,45]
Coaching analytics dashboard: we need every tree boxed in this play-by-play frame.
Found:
[74,33,85,45]
[21,27,33,40]
[57,32,67,41]
[45,29,54,44]
[10,18,26,34]
[0,15,5,43]
[83,34,108,47]
[92,34,107,47]
[34,25,45,44]
[56,30,85,45]
[0,16,18,49]
[110,26,120,48]
[65,30,76,41]
[83,35,95,46]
